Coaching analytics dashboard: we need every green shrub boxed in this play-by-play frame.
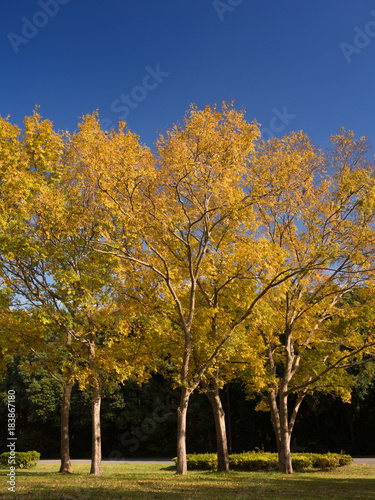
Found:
[338,452,353,466]
[173,451,352,472]
[0,451,40,469]
[311,452,340,469]
[291,454,313,471]
[229,452,278,471]
[172,453,217,470]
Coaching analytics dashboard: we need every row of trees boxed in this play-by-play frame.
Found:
[3,356,375,459]
[1,102,375,475]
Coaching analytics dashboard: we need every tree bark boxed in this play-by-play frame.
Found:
[278,393,293,474]
[90,383,102,476]
[176,386,191,475]
[268,391,281,456]
[59,380,74,474]
[206,384,229,472]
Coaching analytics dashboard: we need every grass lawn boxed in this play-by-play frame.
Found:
[1,463,375,499]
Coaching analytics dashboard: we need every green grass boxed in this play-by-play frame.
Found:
[1,463,375,499]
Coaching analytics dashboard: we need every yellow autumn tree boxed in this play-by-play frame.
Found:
[77,103,340,475]
[233,129,375,474]
[0,110,143,476]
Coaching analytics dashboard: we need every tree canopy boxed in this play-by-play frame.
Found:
[1,103,375,475]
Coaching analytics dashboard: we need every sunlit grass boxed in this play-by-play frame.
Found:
[1,463,375,499]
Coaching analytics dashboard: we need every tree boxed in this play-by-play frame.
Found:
[0,110,134,475]
[235,129,375,473]
[0,110,78,473]
[77,103,331,475]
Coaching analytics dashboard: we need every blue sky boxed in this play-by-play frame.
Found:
[1,0,375,150]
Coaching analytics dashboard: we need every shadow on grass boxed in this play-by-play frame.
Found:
[160,465,176,471]
[1,465,375,499]
[159,465,333,474]
[0,469,64,477]
[1,476,375,500]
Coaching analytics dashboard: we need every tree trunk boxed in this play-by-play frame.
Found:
[90,383,102,476]
[278,394,293,474]
[206,385,229,472]
[268,391,281,456]
[176,386,191,475]
[59,380,73,474]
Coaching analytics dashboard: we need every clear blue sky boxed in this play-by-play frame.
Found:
[2,0,375,150]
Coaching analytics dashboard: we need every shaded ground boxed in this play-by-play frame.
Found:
[0,461,375,500]
[1,463,374,500]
